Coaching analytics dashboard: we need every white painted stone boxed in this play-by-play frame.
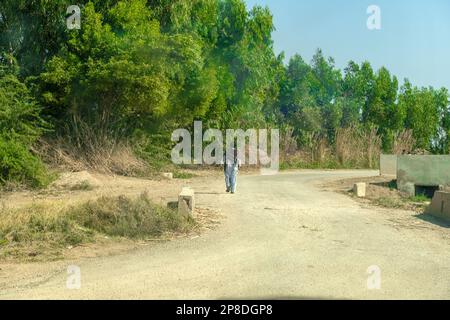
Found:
[178,187,195,217]
[354,183,366,198]
[162,172,173,180]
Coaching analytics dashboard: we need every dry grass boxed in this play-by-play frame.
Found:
[280,127,299,162]
[35,137,150,177]
[0,202,92,260]
[0,193,195,261]
[32,116,151,176]
[281,126,382,169]
[335,125,381,169]
[392,129,416,155]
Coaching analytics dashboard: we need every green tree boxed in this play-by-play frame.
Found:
[0,60,48,187]
[364,67,402,151]
[341,61,374,127]
[39,1,219,136]
[399,81,441,150]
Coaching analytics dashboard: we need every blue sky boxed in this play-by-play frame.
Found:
[245,0,450,90]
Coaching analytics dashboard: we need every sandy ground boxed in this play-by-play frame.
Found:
[322,175,436,213]
[1,170,450,299]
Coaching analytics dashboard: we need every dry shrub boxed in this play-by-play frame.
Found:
[335,125,381,168]
[281,126,382,169]
[35,137,149,176]
[303,132,331,163]
[392,129,416,155]
[35,138,149,176]
[280,127,298,161]
[106,142,149,176]
[314,135,330,164]
[34,138,85,172]
[30,116,150,175]
[411,148,431,155]
[363,127,382,169]
[335,126,362,165]
[281,132,335,168]
[280,149,316,169]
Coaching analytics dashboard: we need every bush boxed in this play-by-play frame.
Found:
[0,73,50,188]
[132,131,174,172]
[0,137,50,188]
[0,74,46,143]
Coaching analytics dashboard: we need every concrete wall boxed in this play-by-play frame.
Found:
[380,154,397,176]
[397,155,450,196]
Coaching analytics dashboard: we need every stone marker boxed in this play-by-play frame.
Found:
[353,183,366,198]
[162,172,173,180]
[178,187,195,217]
[425,191,450,221]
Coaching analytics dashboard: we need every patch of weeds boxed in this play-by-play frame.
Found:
[70,180,94,191]
[409,194,430,203]
[280,160,341,170]
[173,171,196,179]
[0,204,94,260]
[374,197,404,209]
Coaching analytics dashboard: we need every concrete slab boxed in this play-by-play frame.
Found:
[425,191,450,221]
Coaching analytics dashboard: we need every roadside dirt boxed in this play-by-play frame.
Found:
[323,175,432,213]
[322,174,450,241]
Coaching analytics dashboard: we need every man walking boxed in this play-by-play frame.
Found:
[224,147,241,194]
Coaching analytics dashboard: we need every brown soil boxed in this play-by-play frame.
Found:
[323,175,430,212]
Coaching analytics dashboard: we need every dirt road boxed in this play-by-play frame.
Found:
[1,170,450,299]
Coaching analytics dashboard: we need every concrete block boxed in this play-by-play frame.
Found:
[162,172,173,180]
[353,183,366,198]
[425,191,450,221]
[178,187,195,217]
[380,154,397,176]
[400,182,416,197]
[397,155,450,196]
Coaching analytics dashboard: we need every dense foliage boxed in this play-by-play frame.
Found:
[0,0,449,185]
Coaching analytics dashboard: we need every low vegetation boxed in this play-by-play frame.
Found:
[0,193,195,260]
[173,171,197,180]
[69,180,95,191]
[373,196,409,209]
